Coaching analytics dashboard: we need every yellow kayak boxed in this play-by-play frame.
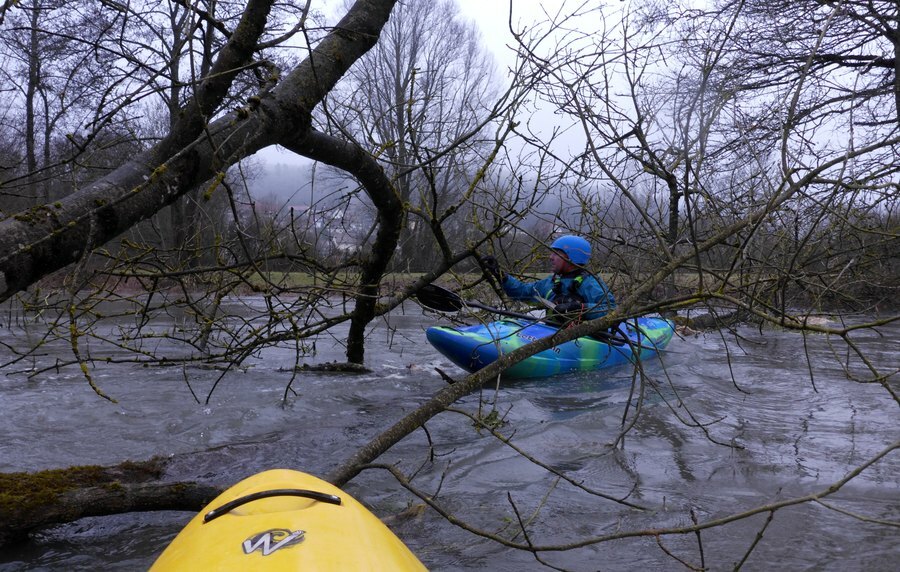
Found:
[151,469,426,571]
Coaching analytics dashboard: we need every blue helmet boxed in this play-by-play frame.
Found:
[550,235,591,265]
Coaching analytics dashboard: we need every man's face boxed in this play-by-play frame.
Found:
[550,250,571,274]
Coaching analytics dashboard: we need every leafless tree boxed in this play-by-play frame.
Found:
[322,0,501,270]
[0,0,896,568]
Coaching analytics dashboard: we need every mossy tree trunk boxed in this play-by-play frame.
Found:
[0,458,222,547]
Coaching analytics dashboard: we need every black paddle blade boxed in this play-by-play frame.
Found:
[414,283,464,312]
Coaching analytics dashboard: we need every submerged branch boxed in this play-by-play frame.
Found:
[354,441,898,556]
[0,458,222,547]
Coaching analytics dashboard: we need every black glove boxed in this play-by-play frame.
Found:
[482,255,505,283]
[552,301,584,316]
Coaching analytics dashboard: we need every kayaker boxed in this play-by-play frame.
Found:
[482,235,616,325]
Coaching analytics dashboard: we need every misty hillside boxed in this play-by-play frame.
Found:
[246,162,315,204]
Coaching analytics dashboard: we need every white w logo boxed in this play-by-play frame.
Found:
[242,529,306,556]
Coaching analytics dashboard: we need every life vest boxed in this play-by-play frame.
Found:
[545,272,586,325]
[547,272,585,305]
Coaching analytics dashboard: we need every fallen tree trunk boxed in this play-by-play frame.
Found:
[0,458,222,547]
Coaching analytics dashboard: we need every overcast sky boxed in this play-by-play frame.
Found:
[256,0,539,166]
[456,0,520,67]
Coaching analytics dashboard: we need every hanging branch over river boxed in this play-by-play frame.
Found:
[0,0,401,365]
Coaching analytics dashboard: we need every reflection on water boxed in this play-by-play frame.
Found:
[0,302,897,571]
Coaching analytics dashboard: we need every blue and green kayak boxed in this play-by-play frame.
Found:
[426,317,675,379]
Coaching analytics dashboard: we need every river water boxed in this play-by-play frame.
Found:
[0,298,897,571]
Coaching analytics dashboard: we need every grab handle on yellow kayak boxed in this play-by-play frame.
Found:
[203,489,342,523]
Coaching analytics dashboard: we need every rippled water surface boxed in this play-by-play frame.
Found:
[0,301,897,571]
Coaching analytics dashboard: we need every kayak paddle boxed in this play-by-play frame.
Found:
[415,283,538,321]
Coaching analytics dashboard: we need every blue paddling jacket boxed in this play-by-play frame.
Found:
[501,271,616,321]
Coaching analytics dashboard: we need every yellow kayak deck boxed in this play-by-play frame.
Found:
[151,469,426,571]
